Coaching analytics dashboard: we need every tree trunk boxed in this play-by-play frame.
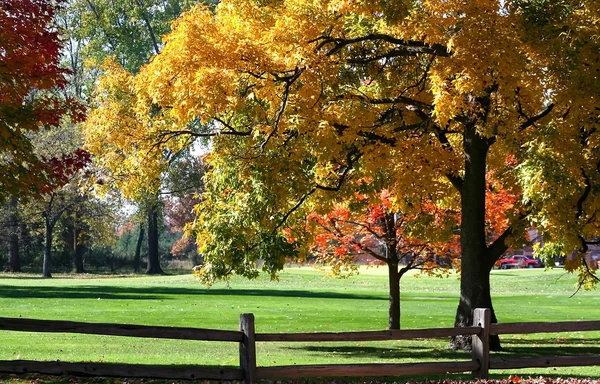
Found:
[387,260,400,330]
[146,204,164,274]
[43,216,53,278]
[5,199,21,272]
[74,245,86,273]
[134,223,144,273]
[19,221,31,263]
[384,211,401,330]
[452,261,500,350]
[73,212,86,273]
[450,123,501,351]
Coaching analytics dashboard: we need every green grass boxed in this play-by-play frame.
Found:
[0,266,598,381]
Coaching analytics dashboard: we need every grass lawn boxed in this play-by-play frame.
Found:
[0,266,598,382]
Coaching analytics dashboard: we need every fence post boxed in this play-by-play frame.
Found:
[239,313,257,384]
[471,308,490,379]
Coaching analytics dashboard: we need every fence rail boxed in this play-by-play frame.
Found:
[256,361,481,379]
[0,317,243,342]
[0,360,244,381]
[491,320,600,335]
[0,309,599,383]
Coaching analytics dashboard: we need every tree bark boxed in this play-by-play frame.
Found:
[72,212,86,273]
[19,221,31,263]
[450,123,501,351]
[387,260,400,330]
[73,245,86,273]
[146,204,164,274]
[5,199,21,272]
[43,215,53,278]
[134,223,144,273]
[385,212,401,330]
[133,0,160,55]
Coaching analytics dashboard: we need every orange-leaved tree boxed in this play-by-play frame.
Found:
[302,175,516,330]
[304,189,459,330]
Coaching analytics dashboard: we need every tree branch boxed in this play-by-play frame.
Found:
[519,103,555,130]
[259,68,304,152]
[313,33,451,58]
[350,240,388,263]
[133,0,160,55]
[272,188,316,233]
[315,148,362,192]
[335,94,433,112]
[344,219,383,240]
[358,131,396,145]
[576,167,591,222]
[429,124,463,192]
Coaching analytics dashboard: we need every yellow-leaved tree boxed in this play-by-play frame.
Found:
[86,0,600,349]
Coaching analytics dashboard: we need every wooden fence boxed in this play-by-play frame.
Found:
[0,308,599,383]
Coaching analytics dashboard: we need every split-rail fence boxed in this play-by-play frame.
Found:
[0,308,599,383]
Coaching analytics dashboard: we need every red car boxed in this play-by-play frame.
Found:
[495,255,543,269]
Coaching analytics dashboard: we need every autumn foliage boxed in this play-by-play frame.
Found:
[305,176,516,274]
[304,190,459,277]
[41,149,92,193]
[84,0,600,331]
[0,0,86,200]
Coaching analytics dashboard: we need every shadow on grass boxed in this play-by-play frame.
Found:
[283,340,599,363]
[0,285,388,301]
[283,344,469,361]
[490,273,522,277]
[500,337,600,346]
[494,344,600,358]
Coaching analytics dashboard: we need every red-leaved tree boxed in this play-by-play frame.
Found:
[305,190,460,330]
[0,0,85,201]
[304,175,518,330]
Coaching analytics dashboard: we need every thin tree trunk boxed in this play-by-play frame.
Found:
[384,210,401,330]
[134,224,144,273]
[73,211,85,273]
[146,204,164,274]
[74,245,86,273]
[133,0,160,55]
[5,199,20,272]
[19,221,30,263]
[450,123,501,351]
[43,216,53,278]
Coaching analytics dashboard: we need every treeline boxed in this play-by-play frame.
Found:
[0,197,202,275]
[0,0,209,276]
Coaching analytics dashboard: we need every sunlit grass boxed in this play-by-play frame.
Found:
[0,266,597,381]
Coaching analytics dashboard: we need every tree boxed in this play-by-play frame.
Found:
[57,192,121,273]
[0,0,85,202]
[0,0,89,274]
[75,0,209,274]
[39,149,91,277]
[305,189,458,330]
[163,154,205,262]
[304,177,514,330]
[91,0,600,350]
[83,60,167,274]
[74,0,208,74]
[134,223,145,272]
[4,199,21,272]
